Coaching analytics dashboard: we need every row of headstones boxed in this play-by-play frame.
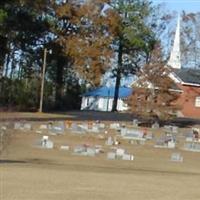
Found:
[70,122,144,133]
[155,138,200,151]
[120,126,200,148]
[120,128,153,140]
[14,122,32,130]
[155,132,176,149]
[183,128,200,151]
[40,136,103,156]
[40,123,198,151]
[40,135,200,153]
[185,128,200,141]
[133,119,180,133]
[111,125,177,148]
[108,122,155,130]
[184,142,200,152]
[14,121,65,134]
[13,121,106,135]
[120,127,178,149]
[155,128,199,150]
[1,120,180,132]
[39,135,184,162]
[107,148,134,161]
[7,120,180,136]
[12,121,200,152]
[112,122,179,140]
[107,150,183,162]
[73,145,103,156]
[40,136,133,160]
[66,121,158,135]
[12,121,155,137]
[69,122,100,134]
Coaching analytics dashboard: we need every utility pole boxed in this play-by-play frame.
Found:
[39,48,47,113]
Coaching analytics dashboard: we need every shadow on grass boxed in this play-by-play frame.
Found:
[0,159,27,164]
[0,110,199,128]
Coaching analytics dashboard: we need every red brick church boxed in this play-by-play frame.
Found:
[167,16,200,118]
[169,68,200,118]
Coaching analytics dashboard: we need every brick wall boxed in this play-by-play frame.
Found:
[176,84,200,118]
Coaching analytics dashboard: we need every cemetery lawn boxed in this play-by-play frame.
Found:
[0,112,74,120]
[1,127,200,200]
[0,111,200,123]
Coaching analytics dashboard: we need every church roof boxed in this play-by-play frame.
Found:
[173,68,200,85]
[82,87,132,98]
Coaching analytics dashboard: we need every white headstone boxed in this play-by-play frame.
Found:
[106,136,113,146]
[39,124,48,129]
[73,145,86,154]
[24,123,32,130]
[152,122,160,129]
[60,145,70,150]
[36,130,42,134]
[171,153,183,162]
[43,135,49,140]
[186,137,193,142]
[14,122,21,129]
[79,123,88,130]
[168,141,175,148]
[41,136,54,149]
[120,127,127,136]
[146,132,153,140]
[91,126,100,133]
[99,123,105,129]
[116,148,125,157]
[110,123,120,129]
[1,126,7,130]
[133,119,139,127]
[172,126,178,133]
[71,123,85,134]
[86,148,96,156]
[107,152,116,160]
[45,140,54,149]
[122,154,134,161]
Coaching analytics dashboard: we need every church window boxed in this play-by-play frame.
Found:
[195,96,200,107]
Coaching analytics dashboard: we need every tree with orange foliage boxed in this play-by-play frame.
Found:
[129,45,181,120]
[54,0,113,87]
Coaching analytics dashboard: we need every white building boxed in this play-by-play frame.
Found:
[81,87,132,111]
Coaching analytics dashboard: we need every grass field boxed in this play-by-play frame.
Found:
[0,112,74,120]
[1,124,200,200]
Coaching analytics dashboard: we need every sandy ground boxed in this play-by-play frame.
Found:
[1,124,200,200]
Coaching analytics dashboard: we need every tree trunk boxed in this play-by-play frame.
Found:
[112,41,123,112]
[0,65,3,78]
[0,36,7,78]
[55,58,64,109]
[4,52,10,77]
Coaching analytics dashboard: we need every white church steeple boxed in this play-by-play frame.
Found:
[168,15,181,69]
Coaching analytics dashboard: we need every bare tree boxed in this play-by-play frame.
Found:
[181,11,200,68]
